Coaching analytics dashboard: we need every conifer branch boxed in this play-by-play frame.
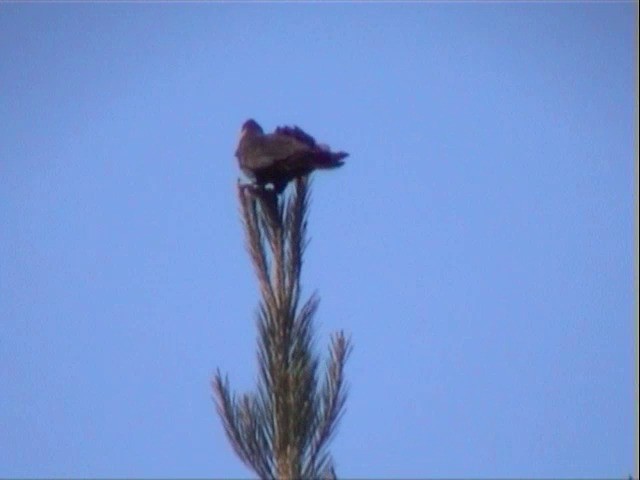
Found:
[214,178,351,479]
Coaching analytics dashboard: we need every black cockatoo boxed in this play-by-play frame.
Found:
[235,119,347,194]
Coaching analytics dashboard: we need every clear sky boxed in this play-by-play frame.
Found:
[0,2,637,478]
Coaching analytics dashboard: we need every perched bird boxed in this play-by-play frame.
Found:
[235,119,348,194]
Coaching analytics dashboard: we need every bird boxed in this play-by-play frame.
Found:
[235,119,348,194]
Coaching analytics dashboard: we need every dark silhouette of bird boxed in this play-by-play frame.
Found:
[235,119,348,194]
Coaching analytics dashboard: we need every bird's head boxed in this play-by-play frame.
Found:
[240,119,264,139]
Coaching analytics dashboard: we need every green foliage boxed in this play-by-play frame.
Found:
[213,178,351,479]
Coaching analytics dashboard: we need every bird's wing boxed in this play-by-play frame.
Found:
[274,126,317,148]
[239,134,311,173]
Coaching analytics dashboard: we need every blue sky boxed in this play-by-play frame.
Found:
[0,2,636,478]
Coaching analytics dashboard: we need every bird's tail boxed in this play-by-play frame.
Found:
[313,150,348,169]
